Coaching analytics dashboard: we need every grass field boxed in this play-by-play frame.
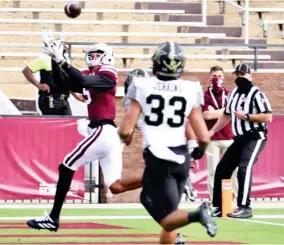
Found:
[0,204,284,244]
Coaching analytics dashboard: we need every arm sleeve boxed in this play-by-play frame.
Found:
[126,82,139,102]
[60,62,116,89]
[254,91,272,113]
[126,78,145,107]
[52,60,83,93]
[193,82,204,108]
[27,55,51,72]
[122,95,131,112]
[97,64,118,82]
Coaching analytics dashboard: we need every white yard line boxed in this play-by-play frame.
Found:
[0,202,283,209]
[253,215,284,219]
[235,218,284,227]
[0,203,146,209]
[0,214,284,221]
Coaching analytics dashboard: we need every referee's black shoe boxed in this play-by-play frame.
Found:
[227,207,253,219]
[211,207,222,218]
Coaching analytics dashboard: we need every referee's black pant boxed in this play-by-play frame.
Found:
[38,94,72,116]
[212,135,266,209]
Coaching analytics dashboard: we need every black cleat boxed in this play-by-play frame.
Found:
[27,212,59,232]
[175,232,185,244]
[198,202,217,237]
[227,207,253,219]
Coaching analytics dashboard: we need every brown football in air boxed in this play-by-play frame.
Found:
[64,1,81,18]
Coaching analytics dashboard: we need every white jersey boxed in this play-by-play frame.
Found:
[127,76,204,152]
[122,93,143,130]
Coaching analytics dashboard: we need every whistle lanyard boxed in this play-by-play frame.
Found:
[209,87,225,109]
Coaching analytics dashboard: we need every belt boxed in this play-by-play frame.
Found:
[40,93,69,100]
[88,119,116,128]
[233,129,267,141]
[52,94,69,100]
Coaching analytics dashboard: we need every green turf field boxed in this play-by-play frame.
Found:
[0,206,283,244]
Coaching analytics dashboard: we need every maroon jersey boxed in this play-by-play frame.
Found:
[202,87,233,140]
[81,64,118,121]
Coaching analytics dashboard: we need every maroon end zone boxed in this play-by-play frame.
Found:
[1,222,128,229]
[0,222,242,244]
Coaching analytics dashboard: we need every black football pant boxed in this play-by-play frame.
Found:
[140,146,189,223]
[212,137,266,209]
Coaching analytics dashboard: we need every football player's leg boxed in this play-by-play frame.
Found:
[140,150,217,239]
[160,229,178,244]
[100,126,142,194]
[140,163,179,244]
[108,173,143,194]
[50,125,104,219]
[27,126,104,231]
[159,176,184,244]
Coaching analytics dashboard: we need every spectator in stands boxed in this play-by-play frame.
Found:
[202,66,238,201]
[22,42,84,115]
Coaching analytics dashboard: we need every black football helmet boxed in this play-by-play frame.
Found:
[152,41,186,79]
[124,69,149,95]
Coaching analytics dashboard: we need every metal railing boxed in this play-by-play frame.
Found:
[223,0,249,44]
[66,42,284,72]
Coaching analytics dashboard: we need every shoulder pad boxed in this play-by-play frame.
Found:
[97,64,118,81]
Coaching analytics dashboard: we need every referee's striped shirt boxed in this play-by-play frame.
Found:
[224,86,272,137]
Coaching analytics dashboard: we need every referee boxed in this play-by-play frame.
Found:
[209,63,272,219]
[22,44,83,115]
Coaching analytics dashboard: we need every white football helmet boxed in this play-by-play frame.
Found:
[85,43,115,68]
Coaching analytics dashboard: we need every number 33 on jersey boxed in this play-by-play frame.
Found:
[127,76,204,148]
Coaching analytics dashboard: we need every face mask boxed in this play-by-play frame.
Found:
[235,77,253,94]
[211,77,224,93]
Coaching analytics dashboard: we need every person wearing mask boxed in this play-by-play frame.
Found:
[202,66,238,203]
[210,64,272,218]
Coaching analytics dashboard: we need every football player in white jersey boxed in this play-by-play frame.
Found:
[123,69,198,204]
[123,68,187,245]
[118,41,217,244]
[123,68,149,131]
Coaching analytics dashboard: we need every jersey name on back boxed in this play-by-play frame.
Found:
[128,77,203,148]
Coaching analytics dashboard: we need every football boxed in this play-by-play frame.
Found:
[64,1,81,18]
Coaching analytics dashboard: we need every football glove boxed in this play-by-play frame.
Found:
[41,32,65,64]
[187,139,205,160]
[191,146,205,160]
[187,139,198,154]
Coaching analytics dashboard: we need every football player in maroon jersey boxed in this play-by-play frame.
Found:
[27,37,142,232]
